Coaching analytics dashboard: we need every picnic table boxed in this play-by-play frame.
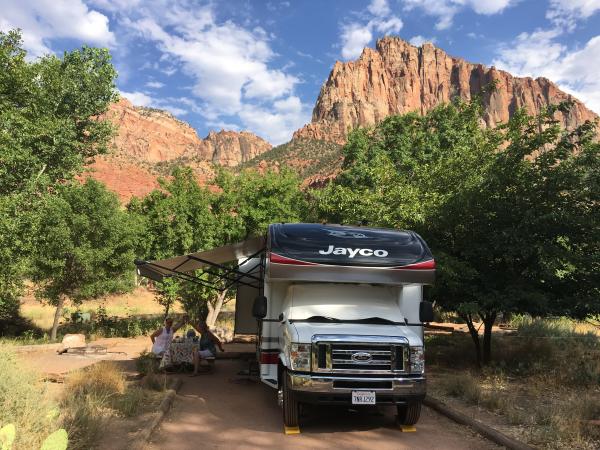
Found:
[160,340,200,369]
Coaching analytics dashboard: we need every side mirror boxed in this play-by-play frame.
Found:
[252,295,267,320]
[419,301,434,323]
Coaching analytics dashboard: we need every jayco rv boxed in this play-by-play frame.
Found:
[135,223,435,427]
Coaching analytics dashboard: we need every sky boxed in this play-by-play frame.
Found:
[1,0,600,145]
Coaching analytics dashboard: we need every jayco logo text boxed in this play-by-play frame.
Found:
[318,245,388,258]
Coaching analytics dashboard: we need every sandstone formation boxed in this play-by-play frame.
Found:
[105,98,272,166]
[86,98,272,200]
[203,130,272,167]
[294,36,598,143]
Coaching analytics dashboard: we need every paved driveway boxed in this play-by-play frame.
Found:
[148,359,499,450]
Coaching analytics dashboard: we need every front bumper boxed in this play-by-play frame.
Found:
[288,372,426,405]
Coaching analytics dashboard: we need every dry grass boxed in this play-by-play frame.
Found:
[60,361,163,449]
[435,373,600,449]
[428,317,600,449]
[19,286,183,330]
[0,349,59,449]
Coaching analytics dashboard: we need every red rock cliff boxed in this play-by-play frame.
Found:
[87,98,272,201]
[105,98,271,166]
[294,37,598,143]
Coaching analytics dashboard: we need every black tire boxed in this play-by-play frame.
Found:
[397,401,421,425]
[282,371,299,427]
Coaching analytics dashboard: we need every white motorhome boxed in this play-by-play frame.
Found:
[136,223,435,428]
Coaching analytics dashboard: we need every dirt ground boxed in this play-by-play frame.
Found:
[17,336,152,375]
[147,359,500,450]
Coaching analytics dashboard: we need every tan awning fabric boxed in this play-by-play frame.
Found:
[136,236,266,281]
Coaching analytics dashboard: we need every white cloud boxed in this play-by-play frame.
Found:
[239,95,310,145]
[547,0,600,30]
[145,81,164,89]
[101,1,308,144]
[409,35,437,46]
[341,24,374,60]
[368,0,391,16]
[0,0,114,57]
[493,30,600,114]
[340,0,403,60]
[120,90,153,106]
[402,0,514,30]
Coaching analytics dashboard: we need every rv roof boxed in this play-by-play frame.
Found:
[134,223,435,288]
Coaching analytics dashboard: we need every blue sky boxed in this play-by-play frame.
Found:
[2,0,599,144]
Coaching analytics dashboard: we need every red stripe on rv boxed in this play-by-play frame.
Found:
[269,252,318,266]
[393,259,436,270]
[260,352,279,364]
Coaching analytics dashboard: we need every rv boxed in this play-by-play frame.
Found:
[136,223,435,427]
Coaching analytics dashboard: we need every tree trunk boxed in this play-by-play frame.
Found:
[206,302,215,326]
[207,290,228,328]
[462,313,482,368]
[50,297,65,342]
[482,312,497,365]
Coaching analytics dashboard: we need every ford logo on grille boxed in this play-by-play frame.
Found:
[351,352,373,363]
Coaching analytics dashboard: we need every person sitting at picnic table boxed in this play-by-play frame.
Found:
[150,315,186,356]
[189,320,225,376]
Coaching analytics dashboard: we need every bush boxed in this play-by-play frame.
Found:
[66,362,125,400]
[60,308,163,338]
[135,350,159,376]
[427,318,600,386]
[60,362,140,450]
[0,348,58,449]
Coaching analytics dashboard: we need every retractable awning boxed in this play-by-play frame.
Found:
[135,236,266,291]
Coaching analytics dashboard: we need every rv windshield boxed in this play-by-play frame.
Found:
[286,283,404,322]
[291,315,401,325]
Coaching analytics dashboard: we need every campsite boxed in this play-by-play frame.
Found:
[1,1,600,449]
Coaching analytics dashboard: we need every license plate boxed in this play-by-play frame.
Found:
[352,391,376,405]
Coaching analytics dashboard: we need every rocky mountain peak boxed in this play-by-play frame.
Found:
[294,36,598,143]
[87,98,272,201]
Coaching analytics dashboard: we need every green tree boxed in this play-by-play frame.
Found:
[128,167,217,261]
[0,29,118,332]
[212,167,308,242]
[313,99,599,365]
[179,271,234,327]
[154,277,180,319]
[30,179,137,341]
[0,30,117,195]
[0,196,28,330]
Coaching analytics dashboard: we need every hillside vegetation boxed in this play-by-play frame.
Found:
[241,138,343,181]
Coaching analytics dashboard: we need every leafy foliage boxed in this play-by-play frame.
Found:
[128,166,217,260]
[30,179,138,339]
[240,138,343,180]
[154,278,180,318]
[131,166,307,320]
[0,29,118,333]
[0,30,117,195]
[212,167,307,242]
[313,98,600,364]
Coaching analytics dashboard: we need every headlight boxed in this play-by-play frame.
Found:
[409,346,424,373]
[290,343,311,371]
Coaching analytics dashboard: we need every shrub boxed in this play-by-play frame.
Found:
[60,362,125,449]
[59,311,163,338]
[66,362,125,400]
[135,350,159,376]
[0,348,58,449]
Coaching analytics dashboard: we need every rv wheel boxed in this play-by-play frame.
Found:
[397,401,421,425]
[282,370,299,428]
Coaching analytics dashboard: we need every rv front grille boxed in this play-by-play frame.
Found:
[312,341,407,374]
